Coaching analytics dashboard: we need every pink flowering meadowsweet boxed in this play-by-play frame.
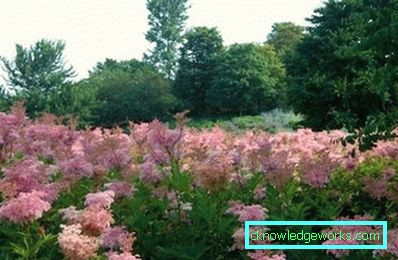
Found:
[96,131,132,170]
[100,226,136,252]
[253,185,266,200]
[80,207,114,236]
[0,159,49,198]
[0,103,26,160]
[58,157,94,178]
[324,238,358,258]
[130,122,149,145]
[226,200,245,215]
[238,205,268,222]
[107,251,141,260]
[299,154,338,188]
[247,250,286,260]
[0,190,51,224]
[59,206,82,224]
[85,190,115,209]
[227,204,268,223]
[139,161,162,184]
[363,167,395,200]
[373,229,398,258]
[230,227,245,251]
[105,181,135,199]
[58,224,100,260]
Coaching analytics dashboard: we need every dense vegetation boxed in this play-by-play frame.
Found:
[1,0,398,259]
[287,0,398,149]
[1,0,396,149]
[0,107,398,259]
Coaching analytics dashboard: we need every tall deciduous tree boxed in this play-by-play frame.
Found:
[288,0,398,149]
[0,39,75,116]
[174,27,223,115]
[144,0,189,79]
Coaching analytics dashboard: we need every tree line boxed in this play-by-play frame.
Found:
[1,0,397,148]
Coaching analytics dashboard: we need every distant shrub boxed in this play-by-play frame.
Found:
[185,109,303,133]
[261,109,303,132]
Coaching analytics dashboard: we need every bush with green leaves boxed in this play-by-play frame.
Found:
[206,43,285,116]
[80,59,177,127]
[287,0,398,149]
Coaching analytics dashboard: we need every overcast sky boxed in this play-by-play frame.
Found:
[0,0,325,81]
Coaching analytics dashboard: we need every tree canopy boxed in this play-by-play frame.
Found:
[144,0,189,79]
[0,39,75,117]
[174,27,223,115]
[287,0,398,149]
[83,59,176,126]
[207,43,285,115]
[267,22,304,61]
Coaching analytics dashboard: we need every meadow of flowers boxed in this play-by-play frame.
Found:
[1,104,398,259]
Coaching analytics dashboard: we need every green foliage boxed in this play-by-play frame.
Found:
[1,39,75,118]
[0,222,60,260]
[183,109,302,133]
[0,87,11,112]
[267,22,305,62]
[207,43,285,115]
[112,170,242,259]
[287,0,398,149]
[144,0,189,79]
[174,27,223,115]
[82,59,176,127]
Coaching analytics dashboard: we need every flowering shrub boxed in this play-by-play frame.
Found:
[0,105,398,259]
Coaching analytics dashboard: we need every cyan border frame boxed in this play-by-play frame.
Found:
[244,220,388,250]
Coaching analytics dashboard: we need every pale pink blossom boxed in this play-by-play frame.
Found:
[0,190,51,223]
[80,207,114,236]
[253,185,266,200]
[105,181,135,198]
[85,190,115,209]
[248,250,286,260]
[373,229,398,258]
[107,251,141,260]
[58,224,100,260]
[100,226,136,253]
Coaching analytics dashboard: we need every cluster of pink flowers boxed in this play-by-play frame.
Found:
[0,190,51,223]
[104,181,135,199]
[101,226,136,252]
[0,159,52,197]
[0,103,374,197]
[373,229,398,258]
[226,201,276,258]
[3,105,398,259]
[0,103,26,160]
[323,215,381,258]
[58,224,100,260]
[17,115,79,160]
[247,250,286,260]
[227,201,268,222]
[363,167,395,200]
[0,159,62,223]
[58,190,141,259]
